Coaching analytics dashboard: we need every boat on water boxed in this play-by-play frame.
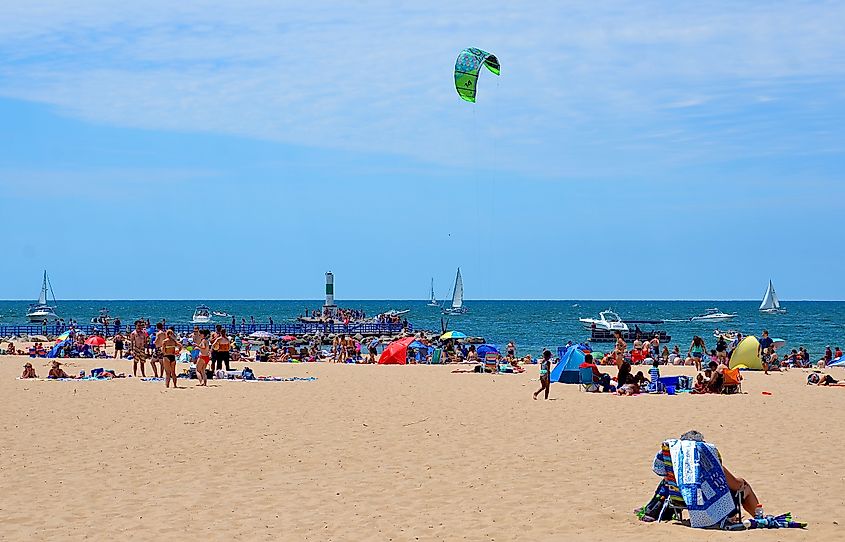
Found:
[759,280,786,314]
[690,308,737,323]
[212,311,231,317]
[26,271,58,323]
[379,309,410,318]
[579,310,629,332]
[713,329,741,341]
[427,278,439,307]
[90,307,112,325]
[191,305,212,324]
[443,268,468,315]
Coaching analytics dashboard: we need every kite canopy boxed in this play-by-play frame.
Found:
[454,47,500,103]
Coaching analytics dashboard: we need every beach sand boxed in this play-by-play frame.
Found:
[1,355,844,541]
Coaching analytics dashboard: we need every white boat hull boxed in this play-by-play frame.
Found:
[760,308,787,314]
[691,315,736,323]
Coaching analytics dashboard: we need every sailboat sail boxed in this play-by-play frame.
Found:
[759,280,781,311]
[451,269,463,309]
[430,278,437,304]
[37,271,48,305]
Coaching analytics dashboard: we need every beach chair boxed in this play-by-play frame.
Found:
[578,366,597,392]
[483,353,498,373]
[721,368,742,394]
[643,441,743,528]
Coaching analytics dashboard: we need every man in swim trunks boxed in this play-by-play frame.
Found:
[130,321,149,377]
[152,322,166,378]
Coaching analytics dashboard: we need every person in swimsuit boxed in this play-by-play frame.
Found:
[533,350,552,400]
[614,331,627,362]
[212,329,231,371]
[196,329,211,386]
[130,321,149,377]
[152,322,166,379]
[48,361,70,379]
[21,362,37,379]
[113,332,125,359]
[160,329,181,388]
[688,336,706,371]
[507,341,516,358]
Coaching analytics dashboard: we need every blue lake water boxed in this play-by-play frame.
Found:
[0,300,842,358]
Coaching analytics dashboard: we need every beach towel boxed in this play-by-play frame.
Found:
[664,439,735,528]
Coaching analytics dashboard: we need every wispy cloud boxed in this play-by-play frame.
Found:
[1,1,844,176]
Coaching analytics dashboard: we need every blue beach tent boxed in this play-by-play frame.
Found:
[47,339,71,358]
[550,345,586,384]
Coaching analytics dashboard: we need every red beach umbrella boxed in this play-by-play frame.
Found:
[281,335,297,342]
[378,337,415,365]
[85,336,106,346]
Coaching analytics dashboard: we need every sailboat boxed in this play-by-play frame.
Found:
[759,280,786,314]
[427,278,439,307]
[443,268,468,315]
[26,270,58,322]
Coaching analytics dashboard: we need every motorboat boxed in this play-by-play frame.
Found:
[379,309,410,318]
[191,305,212,324]
[713,329,740,342]
[427,278,439,307]
[759,280,786,314]
[690,308,737,323]
[579,310,629,332]
[26,271,58,323]
[443,268,468,315]
[90,307,112,325]
[212,311,231,317]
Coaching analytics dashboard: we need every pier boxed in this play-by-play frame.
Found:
[0,321,411,338]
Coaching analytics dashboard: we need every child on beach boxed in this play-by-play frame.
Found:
[160,329,181,388]
[196,329,211,386]
[533,350,552,400]
[113,332,125,359]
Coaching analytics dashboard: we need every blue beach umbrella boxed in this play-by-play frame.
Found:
[476,344,499,357]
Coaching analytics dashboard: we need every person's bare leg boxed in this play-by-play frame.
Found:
[133,360,138,376]
[723,466,760,515]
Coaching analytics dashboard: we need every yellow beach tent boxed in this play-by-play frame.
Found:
[729,335,763,370]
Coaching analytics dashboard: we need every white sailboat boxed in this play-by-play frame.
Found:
[759,280,786,314]
[26,270,58,322]
[443,268,468,315]
[427,278,439,307]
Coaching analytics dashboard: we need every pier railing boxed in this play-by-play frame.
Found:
[0,322,411,338]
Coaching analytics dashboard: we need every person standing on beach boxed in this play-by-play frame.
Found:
[507,341,516,359]
[130,321,149,377]
[614,330,627,366]
[758,330,774,362]
[152,322,165,378]
[688,336,706,371]
[196,329,211,386]
[160,329,181,388]
[212,329,231,371]
[533,350,552,400]
[113,331,125,359]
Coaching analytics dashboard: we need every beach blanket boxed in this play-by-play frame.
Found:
[664,439,735,528]
[19,377,115,382]
[244,376,317,382]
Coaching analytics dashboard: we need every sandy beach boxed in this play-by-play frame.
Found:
[1,355,843,541]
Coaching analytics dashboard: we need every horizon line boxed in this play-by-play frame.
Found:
[0,298,840,303]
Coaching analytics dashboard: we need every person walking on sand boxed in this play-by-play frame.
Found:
[533,350,552,400]
[688,336,706,371]
[130,321,149,377]
[160,329,181,388]
[196,329,211,386]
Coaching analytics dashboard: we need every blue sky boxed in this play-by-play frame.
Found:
[1,1,844,300]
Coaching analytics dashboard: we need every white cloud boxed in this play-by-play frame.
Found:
[1,0,844,175]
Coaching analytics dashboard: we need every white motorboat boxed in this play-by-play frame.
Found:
[427,278,439,307]
[379,309,410,318]
[759,280,786,314]
[26,271,58,323]
[212,311,231,317]
[690,308,737,323]
[443,268,468,315]
[191,305,212,324]
[579,310,629,332]
[90,307,112,325]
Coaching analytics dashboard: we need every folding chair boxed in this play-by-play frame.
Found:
[578,366,597,391]
[483,353,499,373]
[721,368,742,394]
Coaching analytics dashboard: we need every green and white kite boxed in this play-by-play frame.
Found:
[454,47,500,103]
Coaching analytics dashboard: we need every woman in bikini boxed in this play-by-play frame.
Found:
[196,329,211,386]
[161,329,182,388]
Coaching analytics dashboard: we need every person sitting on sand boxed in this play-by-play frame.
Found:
[48,361,70,379]
[706,361,724,393]
[21,362,37,379]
